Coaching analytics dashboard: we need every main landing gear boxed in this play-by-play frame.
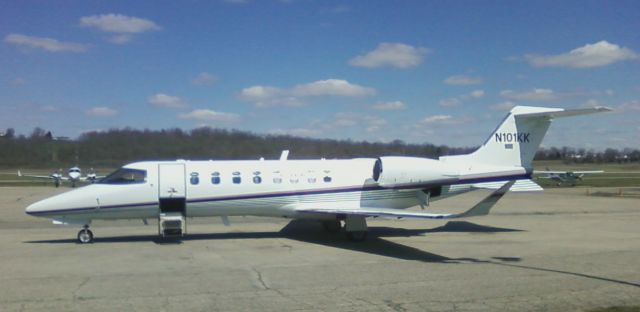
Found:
[77,225,94,244]
[322,216,368,242]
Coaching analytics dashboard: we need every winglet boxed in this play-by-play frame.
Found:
[460,180,515,217]
[17,170,22,177]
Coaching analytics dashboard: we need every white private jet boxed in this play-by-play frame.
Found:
[18,166,103,188]
[534,169,604,186]
[25,106,610,243]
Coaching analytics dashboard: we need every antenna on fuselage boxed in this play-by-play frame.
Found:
[279,150,289,161]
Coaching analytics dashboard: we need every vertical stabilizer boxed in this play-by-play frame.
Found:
[441,106,611,169]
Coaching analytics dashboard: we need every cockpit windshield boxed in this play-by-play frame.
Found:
[98,168,146,184]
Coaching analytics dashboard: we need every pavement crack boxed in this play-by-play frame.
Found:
[384,299,407,312]
[72,277,90,301]
[251,267,269,290]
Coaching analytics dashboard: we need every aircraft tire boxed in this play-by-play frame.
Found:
[77,229,94,244]
[322,220,341,233]
[346,231,367,242]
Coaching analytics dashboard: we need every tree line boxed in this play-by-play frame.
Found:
[0,127,638,168]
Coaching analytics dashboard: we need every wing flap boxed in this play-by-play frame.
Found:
[295,181,515,220]
[473,179,542,192]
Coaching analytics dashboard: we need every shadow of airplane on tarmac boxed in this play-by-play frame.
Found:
[24,219,639,288]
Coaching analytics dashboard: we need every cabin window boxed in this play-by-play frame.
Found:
[98,168,146,184]
[211,172,221,185]
[190,172,200,185]
[307,171,316,183]
[290,176,299,184]
[232,171,241,184]
[323,170,332,183]
[273,171,282,184]
[252,171,262,184]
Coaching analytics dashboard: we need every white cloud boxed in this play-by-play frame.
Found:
[618,100,640,112]
[500,88,559,101]
[86,106,118,117]
[4,34,88,53]
[239,86,303,107]
[147,93,188,108]
[310,112,387,133]
[422,115,453,124]
[108,34,132,44]
[444,75,483,85]
[257,97,305,108]
[291,79,376,97]
[269,128,320,137]
[349,43,429,69]
[363,116,387,132]
[372,101,406,110]
[240,86,282,101]
[240,79,375,107]
[192,72,218,86]
[439,90,485,108]
[470,90,485,98]
[525,41,638,68]
[582,99,603,108]
[80,14,161,44]
[179,109,239,122]
[490,101,516,110]
[80,14,161,33]
[439,97,462,107]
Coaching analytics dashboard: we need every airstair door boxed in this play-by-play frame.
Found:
[158,163,187,237]
[158,163,186,199]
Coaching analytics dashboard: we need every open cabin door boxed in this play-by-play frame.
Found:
[159,163,186,197]
[158,163,187,237]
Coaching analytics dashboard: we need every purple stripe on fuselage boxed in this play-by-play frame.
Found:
[26,173,530,216]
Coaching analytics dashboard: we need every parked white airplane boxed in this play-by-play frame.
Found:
[18,166,103,188]
[534,169,604,186]
[25,106,610,243]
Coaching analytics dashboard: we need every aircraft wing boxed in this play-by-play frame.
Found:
[534,170,603,174]
[17,171,67,180]
[295,181,515,220]
[79,175,106,181]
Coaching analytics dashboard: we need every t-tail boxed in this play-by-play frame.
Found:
[441,106,611,170]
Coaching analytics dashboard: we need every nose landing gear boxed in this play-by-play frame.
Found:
[77,225,94,244]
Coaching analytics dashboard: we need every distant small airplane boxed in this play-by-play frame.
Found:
[18,166,104,188]
[25,106,611,244]
[534,169,604,186]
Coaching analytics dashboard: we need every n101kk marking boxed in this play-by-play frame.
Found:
[495,132,530,143]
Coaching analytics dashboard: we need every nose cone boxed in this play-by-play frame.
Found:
[24,186,99,218]
[25,199,52,216]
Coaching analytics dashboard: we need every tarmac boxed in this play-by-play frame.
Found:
[0,186,638,311]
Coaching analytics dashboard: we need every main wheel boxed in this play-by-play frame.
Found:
[322,220,341,233]
[346,231,367,242]
[77,229,94,244]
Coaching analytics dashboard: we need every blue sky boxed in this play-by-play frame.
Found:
[1,0,639,150]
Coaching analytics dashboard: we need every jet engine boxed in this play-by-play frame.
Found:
[372,156,459,188]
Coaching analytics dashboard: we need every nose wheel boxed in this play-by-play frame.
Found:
[77,225,94,244]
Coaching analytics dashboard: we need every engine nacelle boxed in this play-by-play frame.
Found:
[372,156,459,188]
